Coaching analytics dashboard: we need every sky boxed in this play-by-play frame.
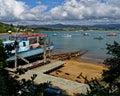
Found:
[0,0,120,25]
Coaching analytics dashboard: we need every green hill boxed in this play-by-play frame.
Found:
[0,22,16,33]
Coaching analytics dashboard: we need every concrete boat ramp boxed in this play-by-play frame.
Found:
[18,61,89,95]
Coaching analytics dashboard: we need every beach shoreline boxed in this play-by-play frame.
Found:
[78,54,106,64]
[17,53,108,95]
[50,51,108,83]
[49,58,108,83]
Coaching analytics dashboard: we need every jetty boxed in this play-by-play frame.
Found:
[51,50,87,60]
[6,50,87,72]
[19,60,90,95]
[6,50,89,95]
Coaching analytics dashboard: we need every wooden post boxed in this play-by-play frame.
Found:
[17,56,29,64]
[37,36,39,43]
[15,40,18,68]
[43,37,46,63]
[48,37,51,62]
[25,26,28,35]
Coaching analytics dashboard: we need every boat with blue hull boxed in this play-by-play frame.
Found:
[3,33,54,62]
[6,43,54,62]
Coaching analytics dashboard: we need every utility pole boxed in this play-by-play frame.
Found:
[8,30,12,41]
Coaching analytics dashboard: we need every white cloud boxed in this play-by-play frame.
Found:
[0,0,47,24]
[108,0,120,7]
[0,0,26,21]
[48,0,120,24]
[0,0,120,25]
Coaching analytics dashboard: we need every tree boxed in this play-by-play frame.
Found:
[0,40,8,70]
[102,41,120,95]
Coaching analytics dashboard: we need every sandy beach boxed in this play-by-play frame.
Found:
[49,59,108,83]
[18,57,108,84]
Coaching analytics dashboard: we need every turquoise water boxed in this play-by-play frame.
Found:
[1,30,120,63]
[44,31,120,62]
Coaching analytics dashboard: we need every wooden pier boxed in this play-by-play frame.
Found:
[5,50,89,95]
[51,50,87,60]
[5,60,51,72]
[19,60,90,95]
[6,50,87,72]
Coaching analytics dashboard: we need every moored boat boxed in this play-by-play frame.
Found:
[52,33,57,36]
[107,33,117,36]
[94,36,104,40]
[83,33,89,36]
[63,34,72,38]
[3,33,54,62]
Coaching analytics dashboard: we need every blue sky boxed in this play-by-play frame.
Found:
[0,0,120,25]
[17,0,38,8]
[17,0,64,11]
[17,0,106,9]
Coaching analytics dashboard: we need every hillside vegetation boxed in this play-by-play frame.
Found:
[0,22,16,33]
[0,22,120,34]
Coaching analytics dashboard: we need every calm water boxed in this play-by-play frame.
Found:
[44,31,120,63]
[1,30,120,63]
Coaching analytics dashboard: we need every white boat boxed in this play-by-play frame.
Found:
[3,33,54,62]
[52,33,57,36]
[63,34,72,38]
[83,33,89,36]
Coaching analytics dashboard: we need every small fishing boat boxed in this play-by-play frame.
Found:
[52,33,57,36]
[63,34,72,38]
[3,33,54,62]
[94,36,104,40]
[83,33,89,36]
[107,33,117,36]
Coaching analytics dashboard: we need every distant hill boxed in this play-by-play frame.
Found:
[31,23,120,29]
[90,24,120,29]
[0,22,16,33]
[0,22,120,33]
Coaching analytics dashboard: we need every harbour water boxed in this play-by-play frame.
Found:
[44,30,120,63]
[1,30,120,63]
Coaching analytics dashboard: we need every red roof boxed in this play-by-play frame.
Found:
[20,33,47,38]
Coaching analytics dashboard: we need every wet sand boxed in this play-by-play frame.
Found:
[49,59,108,83]
[78,54,106,64]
